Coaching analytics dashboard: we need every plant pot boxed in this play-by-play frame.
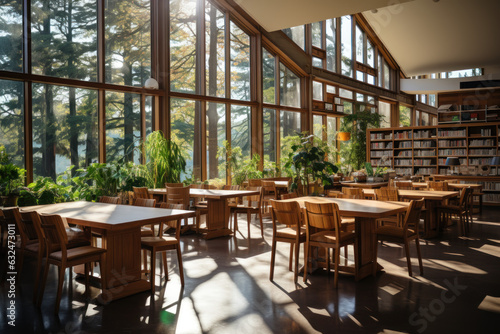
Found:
[1,195,19,207]
[367,177,384,183]
[337,132,351,141]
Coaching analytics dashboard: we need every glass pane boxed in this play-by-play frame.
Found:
[339,88,353,99]
[343,101,353,115]
[33,84,98,179]
[105,0,150,86]
[378,101,391,128]
[326,116,336,161]
[0,79,24,167]
[367,74,375,85]
[262,48,275,104]
[280,63,300,108]
[263,108,277,163]
[356,71,364,81]
[378,55,383,87]
[311,21,322,48]
[367,40,374,68]
[325,18,336,72]
[356,93,365,102]
[326,85,336,94]
[399,105,411,127]
[230,21,250,101]
[415,110,421,126]
[171,98,201,181]
[145,96,153,138]
[31,0,97,81]
[206,102,225,180]
[231,105,251,160]
[282,25,305,50]
[312,57,323,68]
[429,94,436,107]
[421,112,429,126]
[341,16,352,77]
[312,81,323,101]
[313,115,323,138]
[105,91,141,164]
[0,0,23,72]
[383,61,391,89]
[280,110,301,169]
[206,3,225,97]
[356,25,364,64]
[170,0,197,93]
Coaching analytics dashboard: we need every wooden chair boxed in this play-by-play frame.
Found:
[248,179,262,187]
[374,198,424,277]
[269,200,306,283]
[165,183,184,187]
[303,201,357,288]
[141,203,185,292]
[280,192,298,200]
[261,180,278,215]
[426,181,448,191]
[165,185,193,233]
[373,187,401,226]
[38,213,106,314]
[341,187,364,199]
[394,180,413,190]
[132,186,151,205]
[230,186,263,238]
[437,187,473,236]
[98,196,121,204]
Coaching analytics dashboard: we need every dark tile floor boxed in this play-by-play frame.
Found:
[1,208,500,334]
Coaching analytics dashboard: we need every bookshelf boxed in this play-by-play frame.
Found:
[367,122,500,205]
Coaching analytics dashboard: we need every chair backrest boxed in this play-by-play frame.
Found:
[158,203,184,233]
[459,186,473,209]
[243,186,262,206]
[19,210,44,244]
[304,201,342,239]
[270,200,302,232]
[2,207,30,245]
[374,187,399,201]
[342,187,364,199]
[99,196,121,204]
[133,187,151,201]
[39,213,69,254]
[262,180,277,198]
[394,180,413,190]
[281,192,298,200]
[427,181,447,191]
[134,198,157,207]
[401,198,425,232]
[248,179,262,187]
[165,183,184,188]
[190,183,203,189]
[223,184,240,190]
[165,185,190,209]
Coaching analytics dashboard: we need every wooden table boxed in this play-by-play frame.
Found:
[281,196,409,280]
[363,189,459,238]
[340,181,388,189]
[21,201,194,302]
[149,188,260,239]
[412,182,483,213]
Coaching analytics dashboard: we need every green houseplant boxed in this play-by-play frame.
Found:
[339,108,384,172]
[0,162,26,206]
[284,133,337,195]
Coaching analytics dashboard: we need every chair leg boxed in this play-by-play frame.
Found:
[33,252,43,304]
[247,211,251,238]
[415,238,423,276]
[176,246,184,286]
[303,243,309,283]
[150,250,156,293]
[404,240,413,277]
[258,212,264,237]
[288,243,293,271]
[269,239,276,281]
[55,266,65,314]
[294,242,300,284]
[162,251,168,281]
[333,247,340,288]
[38,258,51,307]
[84,263,90,297]
[344,245,348,266]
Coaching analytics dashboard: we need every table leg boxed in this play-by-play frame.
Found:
[423,200,439,238]
[203,198,233,239]
[354,217,378,280]
[97,227,150,303]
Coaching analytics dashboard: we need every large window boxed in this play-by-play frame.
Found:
[399,105,412,127]
[262,49,276,104]
[340,16,353,77]
[0,1,23,72]
[230,22,250,100]
[378,101,392,128]
[280,110,301,168]
[105,0,151,86]
[206,102,225,179]
[280,63,301,108]
[205,3,225,97]
[325,19,336,72]
[282,25,305,50]
[263,108,277,164]
[0,79,24,166]
[32,84,98,179]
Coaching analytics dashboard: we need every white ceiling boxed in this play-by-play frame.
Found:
[235,0,500,77]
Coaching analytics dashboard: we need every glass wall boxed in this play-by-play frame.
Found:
[0,79,24,166]
[399,105,412,127]
[0,1,23,72]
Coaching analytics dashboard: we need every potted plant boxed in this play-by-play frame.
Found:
[0,162,26,206]
[284,133,337,195]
